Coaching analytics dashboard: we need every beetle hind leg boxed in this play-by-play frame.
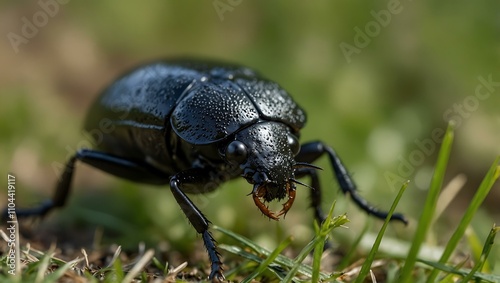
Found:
[2,154,78,220]
[3,149,170,220]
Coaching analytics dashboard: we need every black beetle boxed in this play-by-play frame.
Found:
[7,60,407,281]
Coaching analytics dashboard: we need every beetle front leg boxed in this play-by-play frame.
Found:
[169,169,224,281]
[296,167,338,250]
[294,168,326,225]
[296,141,408,225]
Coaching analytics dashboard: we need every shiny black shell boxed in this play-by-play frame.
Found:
[84,60,306,172]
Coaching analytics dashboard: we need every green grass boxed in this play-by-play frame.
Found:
[1,124,499,282]
[354,180,408,283]
[399,122,456,282]
[214,202,350,282]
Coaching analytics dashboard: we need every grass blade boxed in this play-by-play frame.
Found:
[399,122,455,283]
[241,236,293,283]
[337,219,372,270]
[283,202,349,283]
[460,225,500,283]
[43,257,84,282]
[214,225,268,255]
[215,225,328,278]
[437,257,468,283]
[464,227,489,272]
[354,180,409,283]
[111,257,125,282]
[35,247,55,283]
[312,201,346,283]
[427,157,500,282]
[282,240,317,283]
[417,258,500,282]
[219,244,288,279]
[122,249,154,283]
[217,202,348,282]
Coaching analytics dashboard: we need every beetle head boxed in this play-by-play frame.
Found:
[223,121,300,220]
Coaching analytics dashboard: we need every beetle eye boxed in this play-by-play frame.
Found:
[225,140,248,164]
[287,134,300,156]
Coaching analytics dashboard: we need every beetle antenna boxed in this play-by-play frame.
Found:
[293,162,322,170]
[290,178,315,190]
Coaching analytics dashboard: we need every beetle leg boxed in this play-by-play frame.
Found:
[2,154,78,220]
[296,141,408,225]
[294,168,326,225]
[294,167,335,249]
[3,149,169,220]
[170,169,224,281]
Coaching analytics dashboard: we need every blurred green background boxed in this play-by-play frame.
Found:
[1,1,499,257]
